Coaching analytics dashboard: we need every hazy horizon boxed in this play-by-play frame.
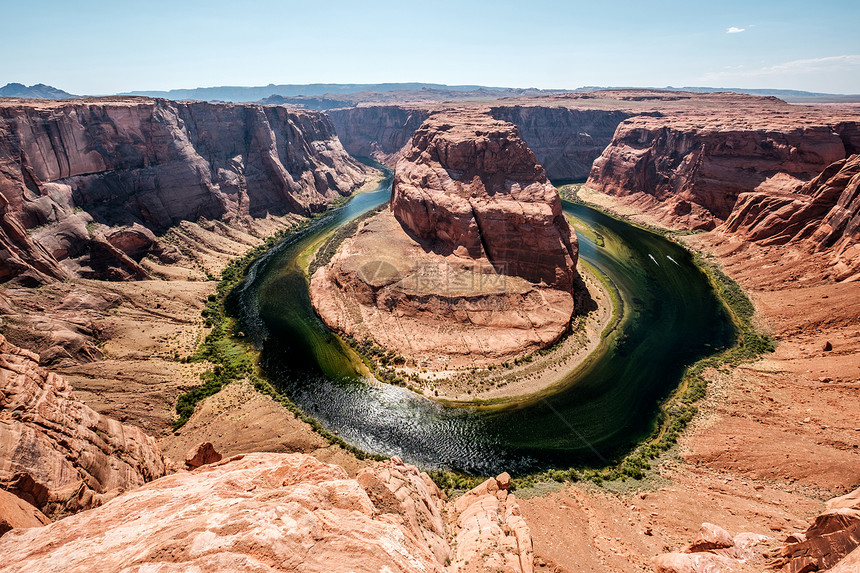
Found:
[4,0,859,95]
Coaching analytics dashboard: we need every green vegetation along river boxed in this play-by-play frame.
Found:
[229,178,735,475]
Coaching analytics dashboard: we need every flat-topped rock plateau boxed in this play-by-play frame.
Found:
[310,111,581,372]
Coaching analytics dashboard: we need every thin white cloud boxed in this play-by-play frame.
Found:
[701,54,860,81]
[726,27,745,34]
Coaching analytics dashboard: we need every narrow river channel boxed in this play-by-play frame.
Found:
[229,177,735,476]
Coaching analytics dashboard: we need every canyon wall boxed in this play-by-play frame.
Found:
[586,115,855,229]
[724,153,860,279]
[326,103,632,181]
[327,105,431,165]
[0,98,370,283]
[489,105,633,180]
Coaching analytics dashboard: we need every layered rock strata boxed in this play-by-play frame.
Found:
[0,333,166,516]
[489,105,633,180]
[327,105,432,166]
[0,453,533,573]
[587,113,853,230]
[311,112,579,368]
[771,485,860,573]
[725,154,860,279]
[327,103,632,180]
[0,97,370,283]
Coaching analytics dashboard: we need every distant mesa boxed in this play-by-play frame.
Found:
[0,83,76,99]
[310,111,580,369]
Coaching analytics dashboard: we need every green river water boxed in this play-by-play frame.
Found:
[229,178,735,475]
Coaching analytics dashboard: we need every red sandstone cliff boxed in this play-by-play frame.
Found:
[489,105,633,181]
[392,111,577,290]
[722,154,860,280]
[326,103,633,181]
[586,113,853,230]
[327,105,432,166]
[311,112,579,368]
[0,333,166,517]
[0,98,370,284]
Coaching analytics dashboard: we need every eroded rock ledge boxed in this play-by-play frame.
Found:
[310,111,579,370]
[0,333,166,517]
[0,453,534,573]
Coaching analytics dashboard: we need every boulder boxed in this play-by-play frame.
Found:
[686,522,735,552]
[0,488,49,537]
[653,552,737,573]
[184,442,222,469]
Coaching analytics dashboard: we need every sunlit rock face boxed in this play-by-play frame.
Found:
[311,111,579,368]
[0,98,370,283]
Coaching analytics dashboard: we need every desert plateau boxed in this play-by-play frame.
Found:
[1,3,859,572]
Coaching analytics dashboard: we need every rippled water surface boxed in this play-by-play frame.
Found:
[230,179,735,475]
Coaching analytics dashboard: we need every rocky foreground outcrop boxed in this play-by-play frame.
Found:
[0,488,49,537]
[0,333,166,517]
[652,522,772,572]
[770,485,860,573]
[651,486,860,573]
[0,452,533,573]
[311,112,579,368]
[0,97,370,284]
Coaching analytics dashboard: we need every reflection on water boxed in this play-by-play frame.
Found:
[230,180,735,476]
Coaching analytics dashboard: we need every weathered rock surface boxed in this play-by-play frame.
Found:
[0,333,166,516]
[184,441,222,469]
[0,488,49,537]
[327,105,432,166]
[724,154,860,280]
[447,472,534,573]
[311,112,579,368]
[772,485,860,573]
[391,111,577,290]
[653,522,773,572]
[725,155,858,242]
[490,105,634,180]
[0,97,370,283]
[653,551,738,573]
[829,546,860,573]
[587,106,858,230]
[0,452,533,573]
[685,522,735,552]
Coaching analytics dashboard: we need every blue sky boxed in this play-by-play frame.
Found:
[4,0,859,94]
